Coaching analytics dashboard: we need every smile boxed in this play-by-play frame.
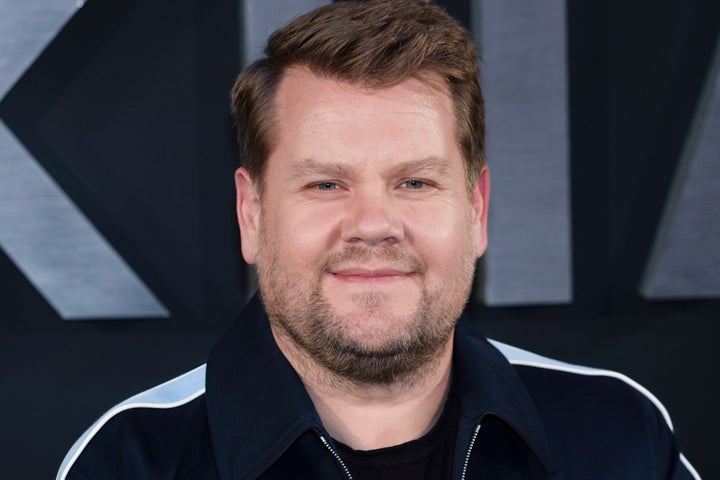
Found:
[329,268,416,283]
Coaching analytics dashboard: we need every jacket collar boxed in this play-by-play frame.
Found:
[206,296,324,479]
[453,320,556,475]
[206,295,555,479]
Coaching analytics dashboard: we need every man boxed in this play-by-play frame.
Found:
[58,1,699,478]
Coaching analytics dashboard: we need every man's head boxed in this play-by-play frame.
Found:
[231,0,485,195]
[232,0,489,387]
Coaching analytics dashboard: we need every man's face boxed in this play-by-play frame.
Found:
[235,68,489,385]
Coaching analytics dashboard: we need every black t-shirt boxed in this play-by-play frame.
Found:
[333,389,460,480]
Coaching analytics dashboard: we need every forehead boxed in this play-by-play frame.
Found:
[275,67,452,119]
[268,68,459,169]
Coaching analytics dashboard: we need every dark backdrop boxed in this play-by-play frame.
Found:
[0,1,717,478]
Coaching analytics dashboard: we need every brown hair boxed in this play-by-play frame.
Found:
[231,0,485,193]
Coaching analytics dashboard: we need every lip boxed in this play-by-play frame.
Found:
[329,267,415,282]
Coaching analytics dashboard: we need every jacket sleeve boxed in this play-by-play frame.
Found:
[669,453,701,480]
[648,401,700,480]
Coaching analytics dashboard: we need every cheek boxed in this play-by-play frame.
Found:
[269,206,341,264]
[407,204,476,278]
[405,202,470,244]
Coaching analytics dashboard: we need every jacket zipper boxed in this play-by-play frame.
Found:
[460,423,482,480]
[319,434,353,479]
[319,420,482,480]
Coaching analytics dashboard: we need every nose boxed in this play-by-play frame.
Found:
[341,187,404,246]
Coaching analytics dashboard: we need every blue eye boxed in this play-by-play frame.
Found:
[403,179,425,189]
[317,182,338,191]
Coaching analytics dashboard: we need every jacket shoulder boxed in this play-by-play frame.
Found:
[490,340,701,479]
[57,365,210,480]
[491,340,673,425]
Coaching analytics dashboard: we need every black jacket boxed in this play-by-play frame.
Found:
[58,296,699,479]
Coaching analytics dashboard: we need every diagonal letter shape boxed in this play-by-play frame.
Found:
[0,0,168,319]
[642,32,720,299]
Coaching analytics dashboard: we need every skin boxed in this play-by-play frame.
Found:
[235,67,489,449]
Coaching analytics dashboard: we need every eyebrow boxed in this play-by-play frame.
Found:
[387,156,450,179]
[287,158,352,182]
[287,156,451,181]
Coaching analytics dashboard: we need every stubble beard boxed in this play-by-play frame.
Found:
[258,242,475,387]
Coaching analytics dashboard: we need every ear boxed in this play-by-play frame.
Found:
[235,167,261,265]
[471,167,490,258]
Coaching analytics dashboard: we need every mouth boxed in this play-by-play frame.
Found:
[329,267,416,283]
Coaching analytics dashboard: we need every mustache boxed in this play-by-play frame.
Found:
[320,245,427,275]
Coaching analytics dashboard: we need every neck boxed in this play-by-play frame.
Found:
[271,326,455,450]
